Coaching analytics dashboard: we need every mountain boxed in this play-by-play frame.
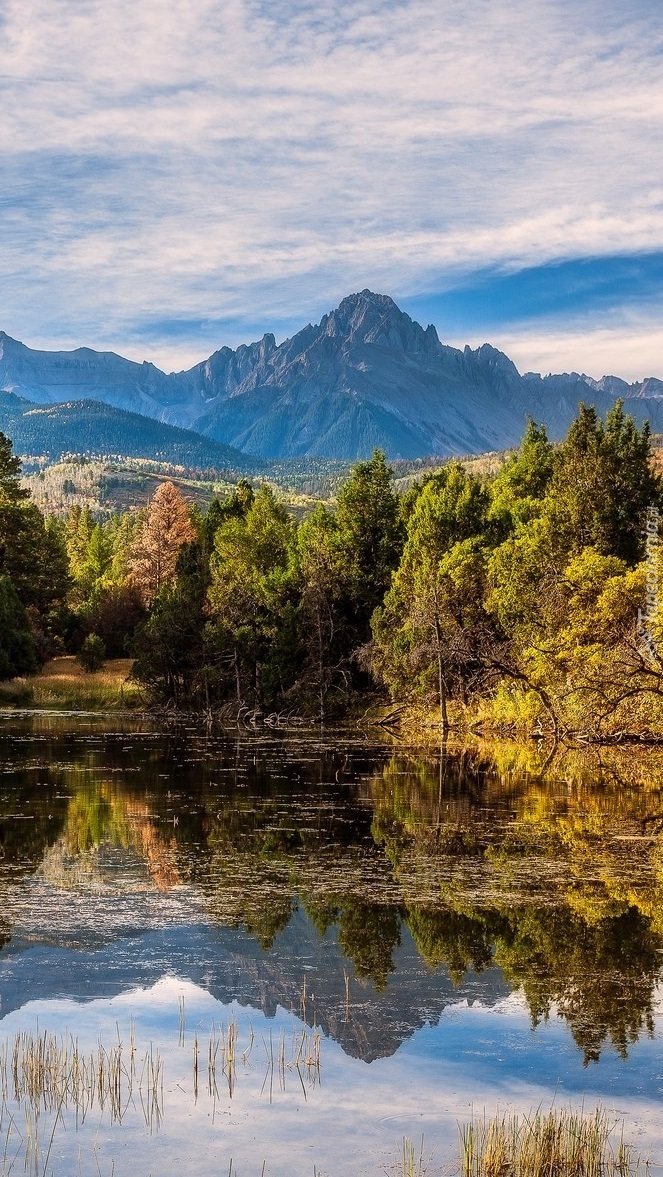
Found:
[3,292,663,459]
[0,390,251,469]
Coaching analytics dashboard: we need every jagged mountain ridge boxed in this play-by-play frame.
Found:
[2,291,663,459]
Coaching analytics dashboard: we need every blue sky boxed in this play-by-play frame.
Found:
[1,0,662,377]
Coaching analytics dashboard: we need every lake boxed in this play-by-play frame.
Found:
[1,712,663,1175]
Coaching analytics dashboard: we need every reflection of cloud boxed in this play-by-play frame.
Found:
[2,982,663,1177]
[2,0,663,371]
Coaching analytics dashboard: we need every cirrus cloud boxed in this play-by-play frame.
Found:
[1,0,662,376]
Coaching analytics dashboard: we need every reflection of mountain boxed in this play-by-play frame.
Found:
[3,717,663,1064]
[0,910,510,1062]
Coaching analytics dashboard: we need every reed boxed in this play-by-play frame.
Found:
[389,1136,429,1176]
[0,1010,323,1173]
[259,1023,321,1103]
[0,1028,164,1133]
[458,1107,651,1176]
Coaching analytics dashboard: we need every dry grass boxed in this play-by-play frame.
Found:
[0,1025,164,1173]
[28,656,142,711]
[458,1108,650,1176]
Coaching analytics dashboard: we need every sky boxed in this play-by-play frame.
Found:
[1,0,662,378]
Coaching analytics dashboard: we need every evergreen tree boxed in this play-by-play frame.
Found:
[297,504,349,717]
[334,449,404,647]
[0,575,37,680]
[77,632,106,673]
[545,401,662,564]
[207,486,298,708]
[0,432,68,652]
[489,419,554,530]
[370,467,491,726]
[200,482,255,552]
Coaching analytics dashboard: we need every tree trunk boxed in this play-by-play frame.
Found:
[434,617,449,731]
[317,603,325,724]
[234,647,242,705]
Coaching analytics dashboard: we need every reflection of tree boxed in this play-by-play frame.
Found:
[0,919,11,953]
[40,783,181,891]
[7,721,663,1058]
[496,907,659,1065]
[242,897,297,951]
[0,784,68,880]
[366,747,663,1061]
[406,907,495,985]
[336,901,401,991]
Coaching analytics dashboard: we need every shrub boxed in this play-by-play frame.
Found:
[77,632,106,673]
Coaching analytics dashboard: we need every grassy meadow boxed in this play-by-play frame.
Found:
[0,656,141,711]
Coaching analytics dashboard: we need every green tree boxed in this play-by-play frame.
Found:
[334,450,404,646]
[545,401,662,564]
[0,433,68,654]
[371,467,492,727]
[207,485,298,708]
[337,900,402,990]
[0,431,28,507]
[489,419,554,530]
[77,632,106,673]
[200,482,255,553]
[297,504,349,717]
[132,534,212,708]
[0,575,37,680]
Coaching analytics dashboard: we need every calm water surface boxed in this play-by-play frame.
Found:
[1,713,663,1175]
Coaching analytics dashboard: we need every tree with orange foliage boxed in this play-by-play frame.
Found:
[129,481,196,604]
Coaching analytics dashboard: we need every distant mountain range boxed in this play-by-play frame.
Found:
[2,290,663,460]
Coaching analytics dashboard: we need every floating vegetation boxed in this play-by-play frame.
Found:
[458,1107,651,1176]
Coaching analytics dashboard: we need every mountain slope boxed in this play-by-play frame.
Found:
[3,292,663,459]
[0,391,251,469]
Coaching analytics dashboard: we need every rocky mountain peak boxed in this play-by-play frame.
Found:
[584,373,663,399]
[0,331,26,357]
[4,294,663,462]
[319,289,440,355]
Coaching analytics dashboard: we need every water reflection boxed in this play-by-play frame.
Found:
[1,717,663,1070]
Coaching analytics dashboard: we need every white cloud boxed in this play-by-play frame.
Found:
[1,0,662,368]
[481,313,663,384]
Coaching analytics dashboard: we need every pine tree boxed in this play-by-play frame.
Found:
[545,401,662,564]
[370,467,491,727]
[0,575,36,680]
[334,450,404,647]
[0,432,69,649]
[297,504,348,717]
[207,485,297,708]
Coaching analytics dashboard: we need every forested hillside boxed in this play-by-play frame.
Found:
[0,391,250,470]
[1,401,662,739]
